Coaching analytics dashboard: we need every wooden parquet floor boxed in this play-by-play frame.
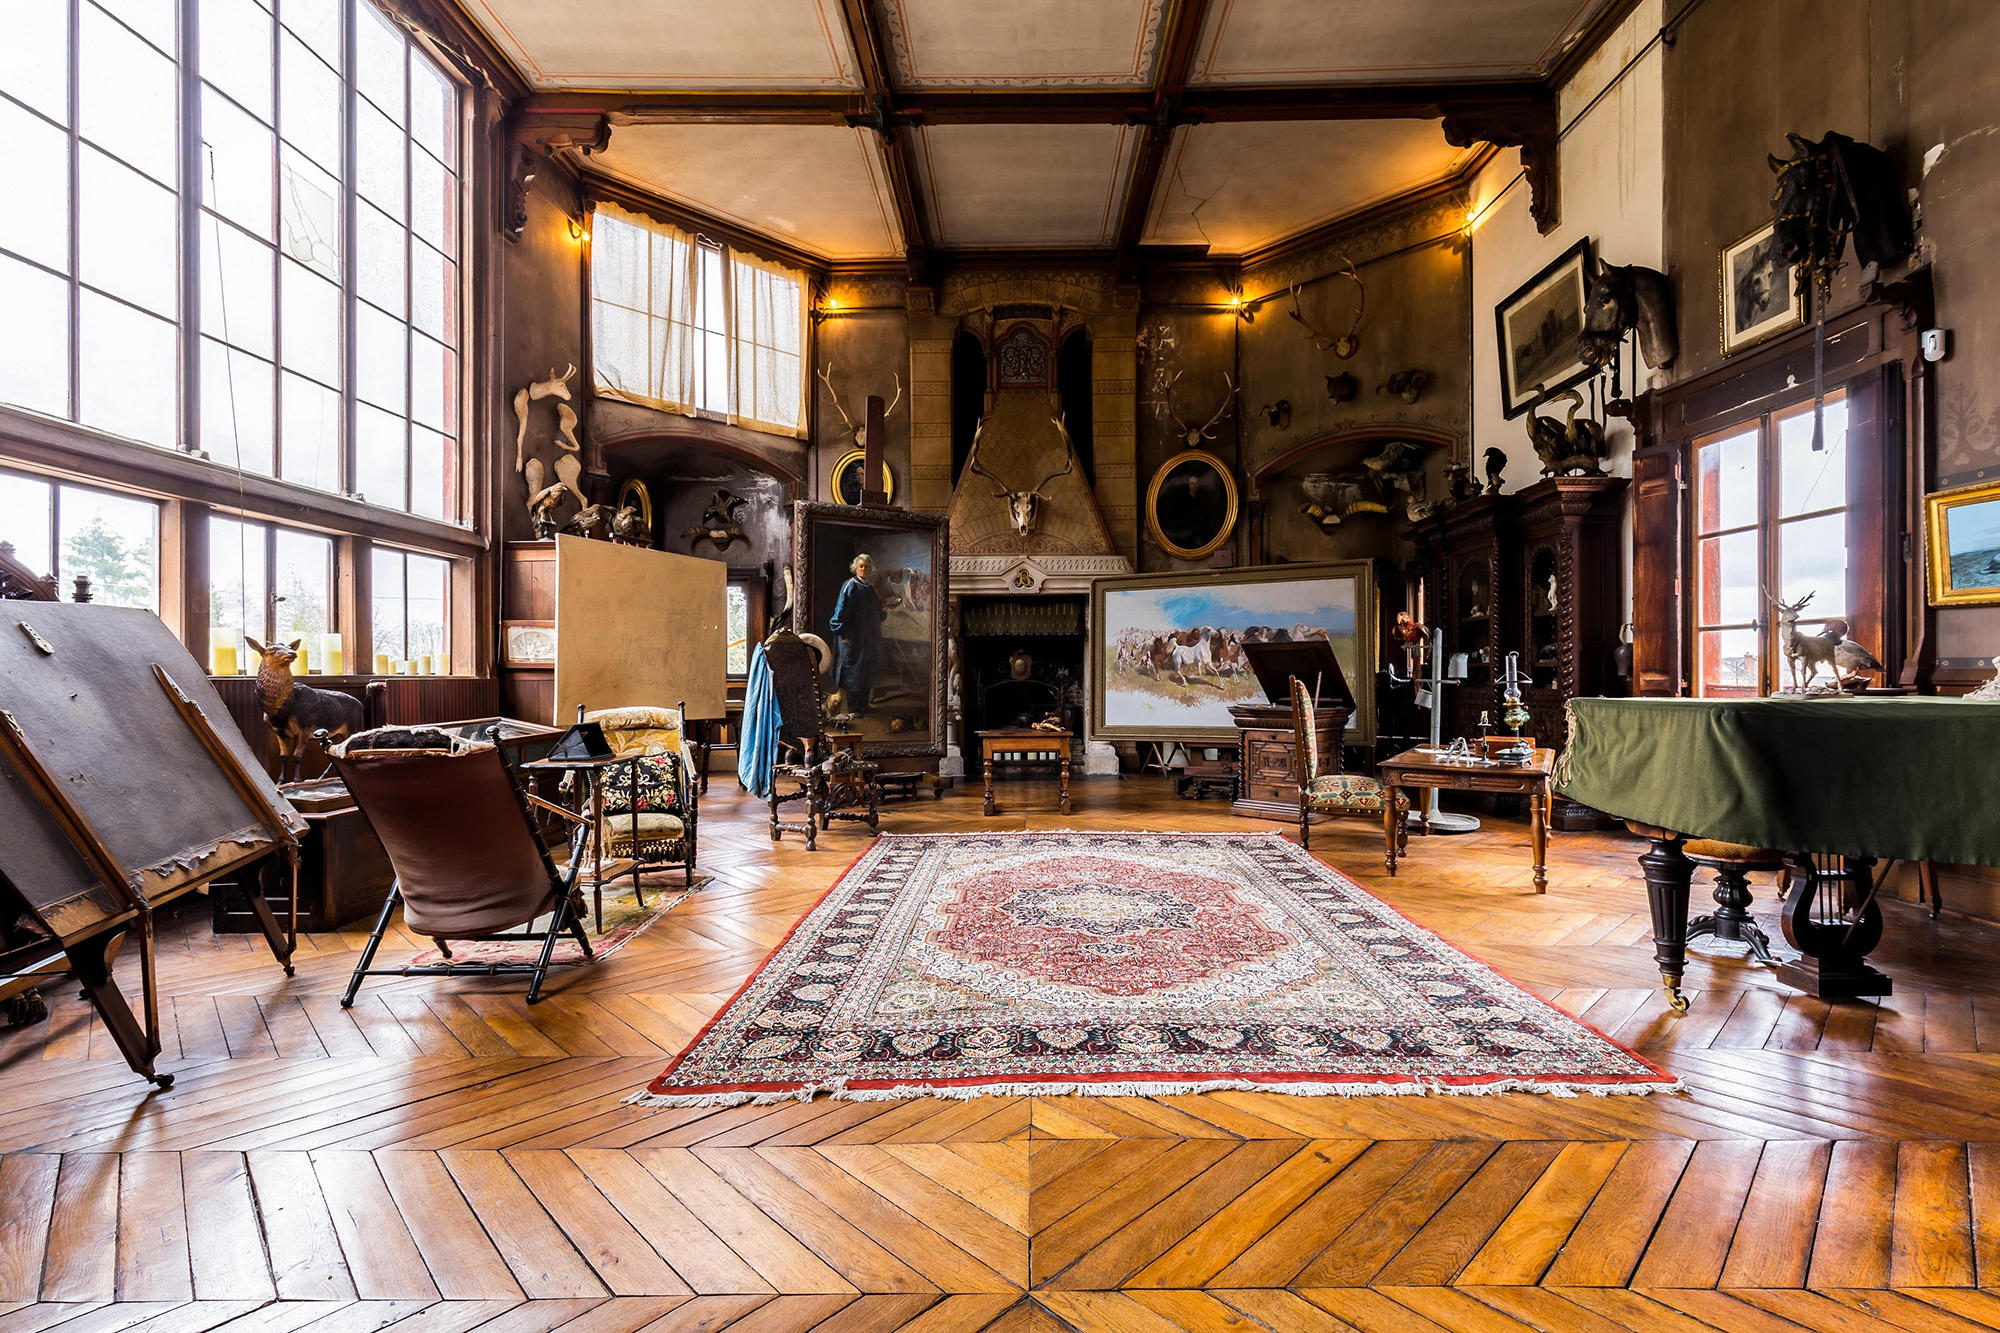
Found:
[4,777,2000,1332]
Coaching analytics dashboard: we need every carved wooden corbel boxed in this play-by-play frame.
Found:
[1443,99,1561,235]
[501,114,611,242]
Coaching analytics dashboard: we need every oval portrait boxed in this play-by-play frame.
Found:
[1146,450,1238,560]
[832,449,894,506]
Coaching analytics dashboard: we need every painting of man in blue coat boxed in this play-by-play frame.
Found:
[830,553,887,715]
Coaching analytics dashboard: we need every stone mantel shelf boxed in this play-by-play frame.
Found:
[948,552,1133,597]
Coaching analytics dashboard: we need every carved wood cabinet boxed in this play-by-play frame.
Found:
[1229,701,1350,821]
[1410,494,1515,745]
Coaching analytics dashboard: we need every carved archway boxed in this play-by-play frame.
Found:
[1247,423,1462,563]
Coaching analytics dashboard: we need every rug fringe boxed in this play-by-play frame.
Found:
[623,1074,1683,1109]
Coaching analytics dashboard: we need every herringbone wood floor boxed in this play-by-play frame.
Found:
[4,777,2000,1333]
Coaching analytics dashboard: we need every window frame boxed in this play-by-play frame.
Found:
[1685,376,1889,698]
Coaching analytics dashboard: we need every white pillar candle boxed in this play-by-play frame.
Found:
[211,642,238,676]
[320,633,343,676]
[374,652,391,675]
[417,654,433,675]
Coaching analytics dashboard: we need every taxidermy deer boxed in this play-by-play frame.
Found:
[246,637,366,782]
[817,363,902,447]
[1287,259,1365,358]
[966,414,1075,537]
[1160,371,1237,448]
[1767,590,1840,691]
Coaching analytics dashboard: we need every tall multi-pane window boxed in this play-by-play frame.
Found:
[371,546,448,664]
[0,0,462,518]
[591,202,807,438]
[1692,391,1855,697]
[209,517,334,666]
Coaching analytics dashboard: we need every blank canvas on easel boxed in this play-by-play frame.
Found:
[553,536,727,722]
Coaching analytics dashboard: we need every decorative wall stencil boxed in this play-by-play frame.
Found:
[996,326,1052,387]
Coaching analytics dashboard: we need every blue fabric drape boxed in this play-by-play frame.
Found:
[737,642,779,799]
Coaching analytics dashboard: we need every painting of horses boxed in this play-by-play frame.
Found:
[1926,480,2000,608]
[1495,238,1593,417]
[1090,562,1377,745]
[1720,221,1802,355]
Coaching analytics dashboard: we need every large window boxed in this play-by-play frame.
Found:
[209,517,334,670]
[590,203,806,438]
[371,546,448,667]
[0,0,462,518]
[1692,392,1856,696]
[0,468,161,611]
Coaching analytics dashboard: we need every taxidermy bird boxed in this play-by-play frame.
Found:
[1483,447,1508,494]
[1818,618,1885,682]
[563,503,611,539]
[1298,473,1389,532]
[684,489,749,552]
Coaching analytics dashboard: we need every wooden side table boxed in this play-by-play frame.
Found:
[977,728,1071,816]
[1377,746,1554,892]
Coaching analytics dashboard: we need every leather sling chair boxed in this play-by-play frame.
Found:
[325,726,593,1006]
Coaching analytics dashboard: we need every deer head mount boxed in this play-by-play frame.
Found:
[817,362,902,448]
[1288,258,1365,359]
[1160,371,1237,448]
[966,414,1076,537]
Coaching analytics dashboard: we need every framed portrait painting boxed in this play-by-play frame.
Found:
[831,449,894,505]
[1090,561,1378,746]
[1926,480,2000,607]
[790,501,948,757]
[1494,238,1593,417]
[1145,449,1239,560]
[1720,222,1803,355]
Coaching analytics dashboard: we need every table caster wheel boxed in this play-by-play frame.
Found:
[1662,983,1689,1015]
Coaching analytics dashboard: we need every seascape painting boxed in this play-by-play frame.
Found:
[1090,563,1377,745]
[1925,481,2000,608]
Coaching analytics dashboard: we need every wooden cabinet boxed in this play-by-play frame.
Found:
[211,798,393,933]
[1410,494,1515,744]
[1229,702,1349,820]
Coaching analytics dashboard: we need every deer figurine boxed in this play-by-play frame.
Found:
[965,413,1075,537]
[247,637,367,781]
[1767,591,1839,691]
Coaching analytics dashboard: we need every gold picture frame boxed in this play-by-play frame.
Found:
[1144,449,1239,560]
[1925,479,2000,607]
[831,448,894,505]
[1719,221,1804,356]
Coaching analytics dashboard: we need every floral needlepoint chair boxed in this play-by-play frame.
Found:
[584,705,699,898]
[1290,674,1407,851]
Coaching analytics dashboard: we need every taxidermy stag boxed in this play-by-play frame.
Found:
[684,490,748,552]
[1160,371,1237,447]
[1577,261,1677,371]
[247,637,365,782]
[1526,389,1609,476]
[966,414,1075,538]
[1287,259,1364,358]
[817,363,902,447]
[1768,590,1840,691]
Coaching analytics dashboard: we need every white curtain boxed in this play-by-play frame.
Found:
[589,202,807,439]
[590,202,700,417]
[729,249,807,439]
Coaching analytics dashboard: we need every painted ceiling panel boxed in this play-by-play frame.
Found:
[911,124,1139,248]
[880,0,1168,88]
[591,125,903,259]
[460,0,860,89]
[1143,120,1477,255]
[1189,0,1612,84]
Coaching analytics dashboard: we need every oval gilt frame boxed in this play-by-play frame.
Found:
[1145,449,1239,560]
[831,448,894,505]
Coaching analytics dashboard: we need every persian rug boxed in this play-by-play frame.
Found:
[631,832,1676,1106]
[409,873,708,967]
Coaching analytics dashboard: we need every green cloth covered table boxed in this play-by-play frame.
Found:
[1556,696,2000,868]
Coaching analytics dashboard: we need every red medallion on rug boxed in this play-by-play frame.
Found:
[631,832,1677,1106]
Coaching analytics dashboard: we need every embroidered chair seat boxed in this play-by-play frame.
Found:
[1306,773,1390,809]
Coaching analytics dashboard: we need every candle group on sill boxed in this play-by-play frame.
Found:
[210,633,450,677]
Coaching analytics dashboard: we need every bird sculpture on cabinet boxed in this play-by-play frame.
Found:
[1483,447,1508,494]
[563,503,611,539]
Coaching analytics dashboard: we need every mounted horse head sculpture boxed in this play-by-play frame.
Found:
[1577,260,1677,373]
[1768,131,1913,285]
[965,413,1075,538]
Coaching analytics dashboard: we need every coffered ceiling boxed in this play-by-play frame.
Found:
[473,0,1623,264]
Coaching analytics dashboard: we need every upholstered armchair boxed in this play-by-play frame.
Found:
[1290,675,1407,851]
[584,705,699,888]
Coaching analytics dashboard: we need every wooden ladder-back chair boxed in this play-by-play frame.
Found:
[328,726,592,1005]
[765,628,880,850]
[1290,674,1407,850]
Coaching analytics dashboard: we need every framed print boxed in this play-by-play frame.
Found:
[502,620,556,667]
[831,448,894,505]
[1091,561,1378,746]
[1145,450,1239,560]
[1720,222,1803,355]
[791,501,948,757]
[1926,480,2000,607]
[1495,238,1593,417]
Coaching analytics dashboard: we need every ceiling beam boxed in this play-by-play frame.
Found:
[512,79,1552,129]
[834,0,931,274]
[1113,0,1212,273]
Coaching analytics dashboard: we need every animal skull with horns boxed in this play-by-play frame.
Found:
[966,413,1076,537]
[817,362,902,448]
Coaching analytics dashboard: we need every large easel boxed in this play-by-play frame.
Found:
[0,606,302,1088]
